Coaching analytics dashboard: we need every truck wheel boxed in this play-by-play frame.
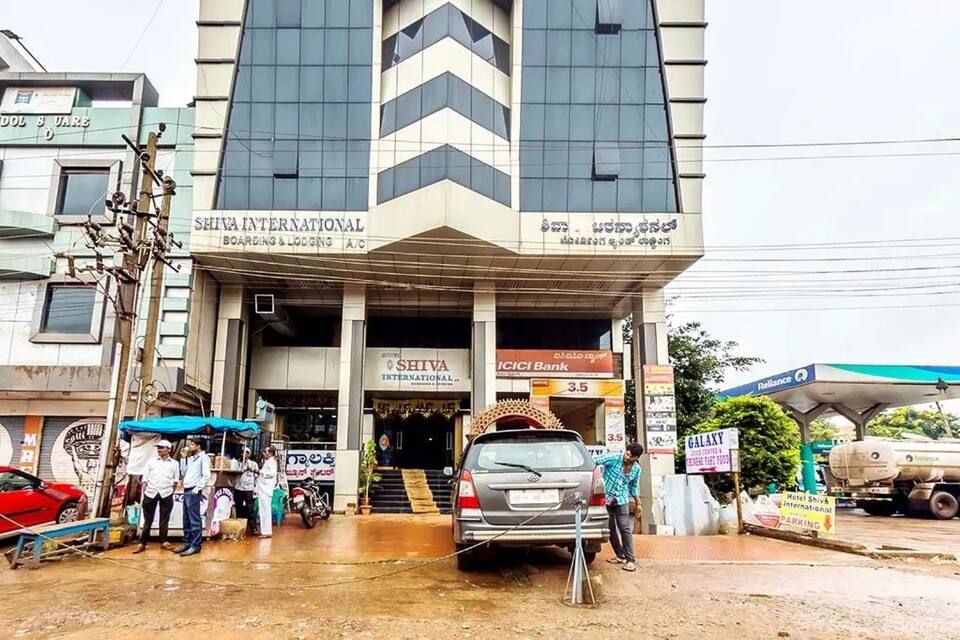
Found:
[861,502,897,517]
[929,491,959,520]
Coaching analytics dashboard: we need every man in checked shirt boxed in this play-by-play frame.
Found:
[593,443,643,572]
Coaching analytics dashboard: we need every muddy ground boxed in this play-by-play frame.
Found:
[2,515,959,639]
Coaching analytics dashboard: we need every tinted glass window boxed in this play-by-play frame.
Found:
[519,0,678,213]
[381,4,510,75]
[57,169,109,215]
[41,286,96,334]
[468,438,589,472]
[217,6,372,210]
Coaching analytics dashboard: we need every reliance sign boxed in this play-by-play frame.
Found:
[497,350,613,379]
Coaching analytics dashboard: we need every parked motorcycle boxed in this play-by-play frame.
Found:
[289,477,331,528]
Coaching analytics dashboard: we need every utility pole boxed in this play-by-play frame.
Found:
[74,125,182,518]
[136,173,178,418]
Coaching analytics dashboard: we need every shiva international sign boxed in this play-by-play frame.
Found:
[496,349,614,378]
[191,211,369,254]
[365,348,470,393]
[777,491,836,535]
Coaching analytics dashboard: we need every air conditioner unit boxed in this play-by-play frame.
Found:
[254,293,275,315]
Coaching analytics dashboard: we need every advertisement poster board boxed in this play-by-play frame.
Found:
[530,378,625,399]
[778,492,836,535]
[643,365,677,453]
[497,350,614,378]
[18,417,42,474]
[603,398,626,451]
[685,428,740,474]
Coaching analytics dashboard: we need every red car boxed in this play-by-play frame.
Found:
[0,466,88,537]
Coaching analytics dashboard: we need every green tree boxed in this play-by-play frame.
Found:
[679,396,800,495]
[623,319,762,451]
[867,407,959,440]
[809,419,840,443]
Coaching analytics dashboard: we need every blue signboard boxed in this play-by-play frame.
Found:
[720,365,816,398]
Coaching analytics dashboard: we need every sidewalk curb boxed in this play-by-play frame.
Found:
[743,524,960,562]
[744,524,867,554]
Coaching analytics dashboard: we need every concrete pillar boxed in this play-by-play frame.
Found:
[471,282,497,414]
[631,289,673,535]
[784,404,830,495]
[211,286,247,418]
[333,284,366,512]
[831,402,888,442]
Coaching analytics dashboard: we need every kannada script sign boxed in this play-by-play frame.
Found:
[285,450,336,481]
[496,349,614,378]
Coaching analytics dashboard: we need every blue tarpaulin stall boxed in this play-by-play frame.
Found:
[120,415,260,439]
[120,416,262,538]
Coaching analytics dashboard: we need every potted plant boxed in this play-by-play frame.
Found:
[358,439,381,515]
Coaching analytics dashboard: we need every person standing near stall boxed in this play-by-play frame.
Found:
[177,437,211,557]
[256,446,278,538]
[235,447,259,534]
[133,439,179,554]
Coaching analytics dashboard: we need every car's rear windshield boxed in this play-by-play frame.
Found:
[466,436,590,472]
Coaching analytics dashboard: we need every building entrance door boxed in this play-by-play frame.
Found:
[376,412,453,470]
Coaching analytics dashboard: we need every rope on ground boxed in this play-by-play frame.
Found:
[0,498,578,591]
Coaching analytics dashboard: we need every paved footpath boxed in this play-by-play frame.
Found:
[1,514,958,640]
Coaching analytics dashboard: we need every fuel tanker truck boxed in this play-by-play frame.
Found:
[828,438,960,519]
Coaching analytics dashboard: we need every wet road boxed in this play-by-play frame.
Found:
[2,514,958,639]
[836,509,960,554]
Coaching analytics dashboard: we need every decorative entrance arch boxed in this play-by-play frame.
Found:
[468,400,564,440]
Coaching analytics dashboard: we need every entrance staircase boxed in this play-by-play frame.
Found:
[370,469,453,515]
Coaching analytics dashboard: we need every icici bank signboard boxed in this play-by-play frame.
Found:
[497,350,614,379]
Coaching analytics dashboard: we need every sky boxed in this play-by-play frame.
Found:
[5,1,960,405]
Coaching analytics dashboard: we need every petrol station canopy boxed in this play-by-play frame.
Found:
[720,364,960,440]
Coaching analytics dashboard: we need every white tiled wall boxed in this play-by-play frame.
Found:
[0,282,101,367]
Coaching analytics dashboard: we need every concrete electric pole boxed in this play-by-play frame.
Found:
[72,126,181,518]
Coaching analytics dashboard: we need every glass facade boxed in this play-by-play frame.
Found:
[377,145,510,206]
[382,3,510,76]
[519,0,678,213]
[380,72,510,140]
[216,0,374,211]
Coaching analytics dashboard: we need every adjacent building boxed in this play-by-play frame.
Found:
[190,0,706,520]
[0,36,196,495]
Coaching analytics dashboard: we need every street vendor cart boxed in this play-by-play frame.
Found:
[119,416,262,539]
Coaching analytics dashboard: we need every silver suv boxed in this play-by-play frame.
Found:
[451,429,609,570]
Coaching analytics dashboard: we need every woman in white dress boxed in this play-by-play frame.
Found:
[256,446,278,538]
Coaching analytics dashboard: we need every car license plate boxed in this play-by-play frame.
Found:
[509,489,560,505]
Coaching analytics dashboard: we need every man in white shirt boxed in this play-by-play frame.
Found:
[235,447,258,533]
[133,439,180,554]
[175,437,211,557]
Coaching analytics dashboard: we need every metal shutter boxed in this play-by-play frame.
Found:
[0,416,25,467]
[38,417,107,495]
[38,417,76,481]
